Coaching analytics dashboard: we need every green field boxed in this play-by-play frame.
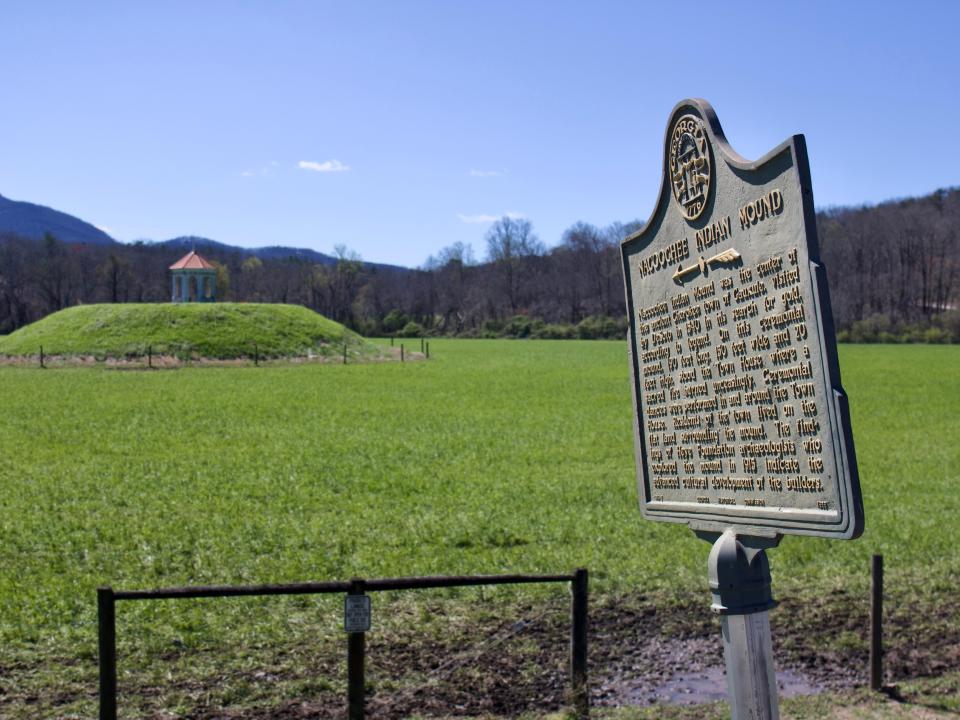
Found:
[1,341,957,716]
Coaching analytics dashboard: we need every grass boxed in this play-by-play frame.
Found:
[0,302,369,359]
[0,341,957,717]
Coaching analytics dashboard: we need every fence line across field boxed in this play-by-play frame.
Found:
[97,569,589,720]
[30,336,426,367]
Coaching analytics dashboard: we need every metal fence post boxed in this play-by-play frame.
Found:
[870,554,884,690]
[98,587,117,720]
[347,579,366,720]
[400,344,404,362]
[40,345,45,369]
[571,568,589,718]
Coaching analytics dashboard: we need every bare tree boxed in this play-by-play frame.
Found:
[485,217,544,315]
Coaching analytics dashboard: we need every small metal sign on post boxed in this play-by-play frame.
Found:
[344,591,371,633]
[621,99,864,719]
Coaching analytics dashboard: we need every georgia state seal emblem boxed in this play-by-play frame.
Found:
[669,114,711,221]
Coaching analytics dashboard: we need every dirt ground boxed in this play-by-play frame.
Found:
[134,589,958,719]
[2,588,957,718]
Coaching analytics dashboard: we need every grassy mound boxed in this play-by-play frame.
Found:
[0,303,369,359]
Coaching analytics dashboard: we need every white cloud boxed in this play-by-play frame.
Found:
[299,159,350,173]
[95,224,113,234]
[457,211,525,224]
[458,213,498,224]
[241,161,278,178]
[469,168,506,177]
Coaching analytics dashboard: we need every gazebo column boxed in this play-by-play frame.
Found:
[181,274,190,302]
[172,274,178,301]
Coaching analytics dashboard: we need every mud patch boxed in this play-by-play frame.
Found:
[595,635,822,707]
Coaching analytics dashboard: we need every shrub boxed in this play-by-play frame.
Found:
[533,323,576,339]
[923,326,950,344]
[398,321,425,338]
[837,310,960,344]
[576,315,628,339]
[502,315,544,338]
[381,310,409,335]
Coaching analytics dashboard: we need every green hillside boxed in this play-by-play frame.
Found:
[0,303,369,359]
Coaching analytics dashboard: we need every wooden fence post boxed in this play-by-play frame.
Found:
[400,344,404,362]
[98,587,117,720]
[870,554,884,691]
[40,345,45,369]
[571,568,589,718]
[347,579,366,720]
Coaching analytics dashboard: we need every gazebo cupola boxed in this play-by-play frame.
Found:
[169,250,217,303]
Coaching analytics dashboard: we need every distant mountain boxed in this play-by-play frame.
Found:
[0,193,406,270]
[0,193,116,245]
[156,236,339,266]
[155,236,405,271]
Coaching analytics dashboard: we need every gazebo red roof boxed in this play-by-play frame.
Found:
[169,250,215,270]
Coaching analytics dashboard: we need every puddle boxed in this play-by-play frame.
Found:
[594,633,824,707]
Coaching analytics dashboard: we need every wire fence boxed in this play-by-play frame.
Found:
[11,339,428,369]
[97,570,588,719]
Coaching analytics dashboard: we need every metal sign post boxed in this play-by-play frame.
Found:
[699,530,780,718]
[621,99,863,719]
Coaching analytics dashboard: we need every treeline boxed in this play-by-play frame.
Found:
[819,188,959,342]
[0,218,641,339]
[1,188,957,341]
[364,217,641,339]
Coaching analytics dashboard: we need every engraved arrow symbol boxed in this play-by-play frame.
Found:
[672,248,742,284]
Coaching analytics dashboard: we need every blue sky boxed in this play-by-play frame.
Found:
[1,1,958,267]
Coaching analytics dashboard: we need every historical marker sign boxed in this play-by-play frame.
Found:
[622,99,863,539]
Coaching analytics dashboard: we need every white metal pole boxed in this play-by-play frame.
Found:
[722,610,779,719]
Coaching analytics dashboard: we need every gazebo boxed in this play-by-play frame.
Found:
[169,250,217,303]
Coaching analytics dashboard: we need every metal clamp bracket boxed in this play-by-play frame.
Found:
[697,529,780,615]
